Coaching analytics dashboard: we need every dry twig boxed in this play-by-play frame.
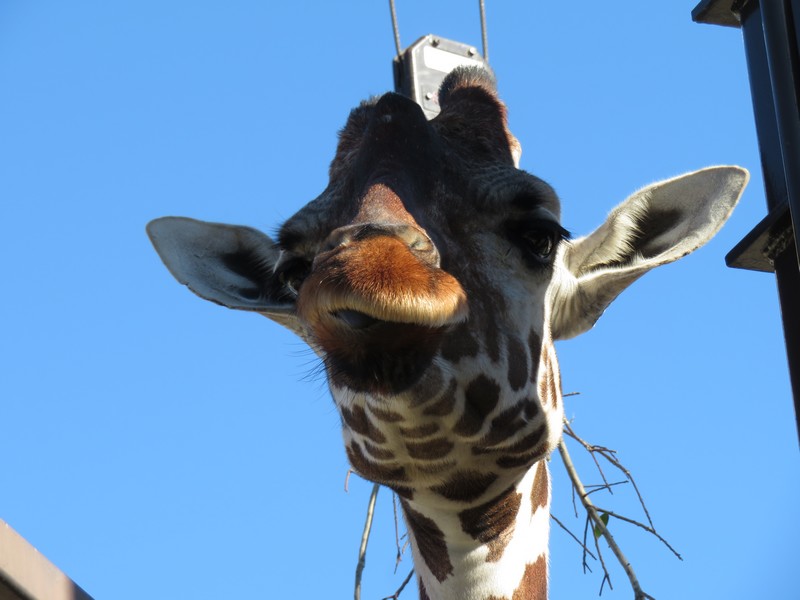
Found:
[354,483,381,600]
[592,507,682,561]
[551,513,598,561]
[391,491,412,573]
[380,569,415,600]
[558,437,656,600]
[563,421,655,529]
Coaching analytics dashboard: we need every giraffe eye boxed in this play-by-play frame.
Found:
[276,258,310,297]
[509,220,569,268]
[522,229,556,261]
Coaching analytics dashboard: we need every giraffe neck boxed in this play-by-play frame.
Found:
[402,459,551,600]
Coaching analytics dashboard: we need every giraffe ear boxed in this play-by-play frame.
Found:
[147,216,293,315]
[549,166,749,340]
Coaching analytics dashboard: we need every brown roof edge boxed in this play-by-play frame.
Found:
[0,519,95,600]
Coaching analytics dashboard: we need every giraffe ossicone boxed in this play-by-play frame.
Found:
[147,67,748,600]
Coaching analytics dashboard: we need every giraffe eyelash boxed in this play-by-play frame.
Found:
[506,219,570,267]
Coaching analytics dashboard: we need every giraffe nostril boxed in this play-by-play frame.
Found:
[408,235,435,255]
[323,224,440,267]
[333,309,381,329]
[401,229,439,268]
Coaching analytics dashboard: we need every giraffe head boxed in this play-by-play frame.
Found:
[148,67,747,598]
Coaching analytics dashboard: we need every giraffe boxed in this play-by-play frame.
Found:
[147,67,747,600]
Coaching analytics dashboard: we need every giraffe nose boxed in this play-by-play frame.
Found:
[300,219,466,330]
[323,223,441,268]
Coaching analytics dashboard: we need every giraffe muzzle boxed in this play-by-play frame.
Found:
[298,231,467,329]
[296,230,468,393]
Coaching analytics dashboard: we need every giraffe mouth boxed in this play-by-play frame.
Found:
[307,307,448,394]
[332,309,381,330]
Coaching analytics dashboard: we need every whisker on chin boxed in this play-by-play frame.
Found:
[297,354,327,383]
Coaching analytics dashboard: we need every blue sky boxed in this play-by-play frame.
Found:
[1,1,798,599]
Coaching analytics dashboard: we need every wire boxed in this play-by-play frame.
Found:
[389,0,402,57]
[479,0,489,62]
[389,0,489,62]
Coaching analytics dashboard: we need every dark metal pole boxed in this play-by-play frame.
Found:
[693,0,800,444]
[760,0,800,266]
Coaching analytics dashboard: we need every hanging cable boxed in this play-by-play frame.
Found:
[479,0,489,62]
[389,1,489,62]
[389,0,402,57]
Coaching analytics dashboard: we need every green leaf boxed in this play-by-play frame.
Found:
[593,512,610,539]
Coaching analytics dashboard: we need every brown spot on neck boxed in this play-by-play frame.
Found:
[419,580,431,600]
[341,404,386,444]
[454,375,501,436]
[399,422,441,438]
[501,425,547,455]
[507,336,529,391]
[473,399,528,450]
[368,405,405,423]
[538,342,560,410]
[496,440,548,470]
[484,555,548,600]
[513,555,547,600]
[363,440,395,460]
[530,461,549,512]
[484,315,502,364]
[524,396,539,420]
[346,442,406,484]
[417,460,457,475]
[440,321,479,362]
[405,437,455,460]
[528,330,542,384]
[430,470,499,502]
[458,485,522,562]
[401,500,454,583]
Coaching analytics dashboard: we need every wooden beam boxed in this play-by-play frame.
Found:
[0,520,94,600]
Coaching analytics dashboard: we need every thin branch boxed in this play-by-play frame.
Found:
[563,421,615,494]
[558,438,655,600]
[593,507,682,561]
[564,421,654,529]
[392,492,402,573]
[390,491,412,574]
[380,569,415,600]
[585,480,629,496]
[551,514,597,561]
[354,483,381,600]
[569,474,580,518]
[580,513,593,574]
[592,520,612,593]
